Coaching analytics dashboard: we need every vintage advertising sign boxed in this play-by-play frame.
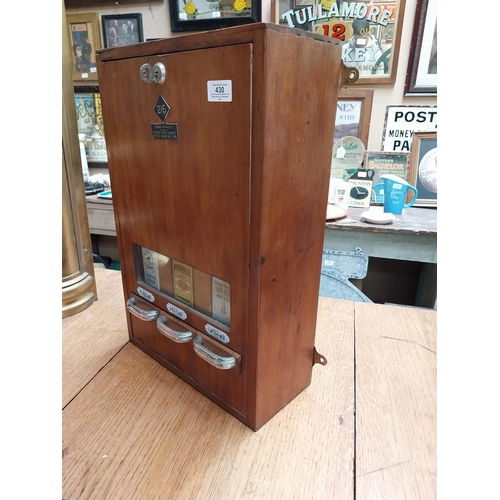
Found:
[364,151,409,185]
[335,98,362,142]
[382,105,437,152]
[276,0,405,84]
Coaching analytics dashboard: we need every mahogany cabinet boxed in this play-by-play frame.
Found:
[96,23,357,430]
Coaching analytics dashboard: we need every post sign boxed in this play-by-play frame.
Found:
[382,105,437,152]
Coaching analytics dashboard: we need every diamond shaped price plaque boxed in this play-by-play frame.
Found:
[151,95,178,141]
[154,95,170,123]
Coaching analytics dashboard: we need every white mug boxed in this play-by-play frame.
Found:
[328,178,353,209]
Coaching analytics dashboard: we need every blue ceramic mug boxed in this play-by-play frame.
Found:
[378,174,418,215]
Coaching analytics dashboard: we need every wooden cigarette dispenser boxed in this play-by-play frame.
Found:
[96,23,358,430]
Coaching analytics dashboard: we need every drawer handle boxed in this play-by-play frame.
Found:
[156,316,192,343]
[126,297,158,321]
[193,336,236,370]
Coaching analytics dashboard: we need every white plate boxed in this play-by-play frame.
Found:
[326,204,348,220]
[361,210,395,225]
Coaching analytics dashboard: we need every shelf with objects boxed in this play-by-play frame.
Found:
[323,131,437,309]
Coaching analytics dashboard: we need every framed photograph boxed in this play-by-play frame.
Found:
[272,0,406,84]
[67,13,102,82]
[382,105,437,152]
[102,14,144,48]
[74,92,108,167]
[404,0,437,96]
[169,0,262,32]
[335,88,373,147]
[408,132,437,207]
[363,151,409,187]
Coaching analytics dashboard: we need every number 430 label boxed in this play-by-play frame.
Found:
[207,80,232,102]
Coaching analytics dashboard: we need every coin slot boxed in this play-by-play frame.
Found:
[153,62,166,84]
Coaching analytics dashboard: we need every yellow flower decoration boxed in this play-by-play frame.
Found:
[234,0,247,12]
[184,0,196,14]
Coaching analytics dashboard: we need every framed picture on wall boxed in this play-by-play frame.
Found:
[66,13,102,82]
[271,0,406,85]
[404,0,437,96]
[335,88,374,147]
[408,132,437,206]
[169,0,262,32]
[382,105,437,152]
[363,151,409,186]
[74,91,109,167]
[102,13,144,48]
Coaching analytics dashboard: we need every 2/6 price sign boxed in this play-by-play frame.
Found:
[207,80,232,102]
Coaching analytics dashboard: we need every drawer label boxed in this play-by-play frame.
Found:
[205,324,230,344]
[167,303,187,320]
[137,287,155,303]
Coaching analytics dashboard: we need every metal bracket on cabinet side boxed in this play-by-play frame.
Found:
[338,61,359,90]
[313,347,327,366]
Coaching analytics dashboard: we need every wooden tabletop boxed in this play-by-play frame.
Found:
[62,268,436,500]
[85,197,436,238]
[326,206,437,236]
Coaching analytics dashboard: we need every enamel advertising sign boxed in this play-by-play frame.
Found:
[276,0,405,84]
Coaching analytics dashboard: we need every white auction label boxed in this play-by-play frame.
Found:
[207,80,232,102]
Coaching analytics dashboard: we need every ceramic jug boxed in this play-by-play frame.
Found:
[376,174,418,215]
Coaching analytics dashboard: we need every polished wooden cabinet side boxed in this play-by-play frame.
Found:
[97,23,343,430]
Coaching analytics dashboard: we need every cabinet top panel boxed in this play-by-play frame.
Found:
[97,22,342,63]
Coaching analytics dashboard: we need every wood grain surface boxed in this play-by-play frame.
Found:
[62,293,355,500]
[354,302,437,499]
[62,270,436,499]
[62,268,128,408]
